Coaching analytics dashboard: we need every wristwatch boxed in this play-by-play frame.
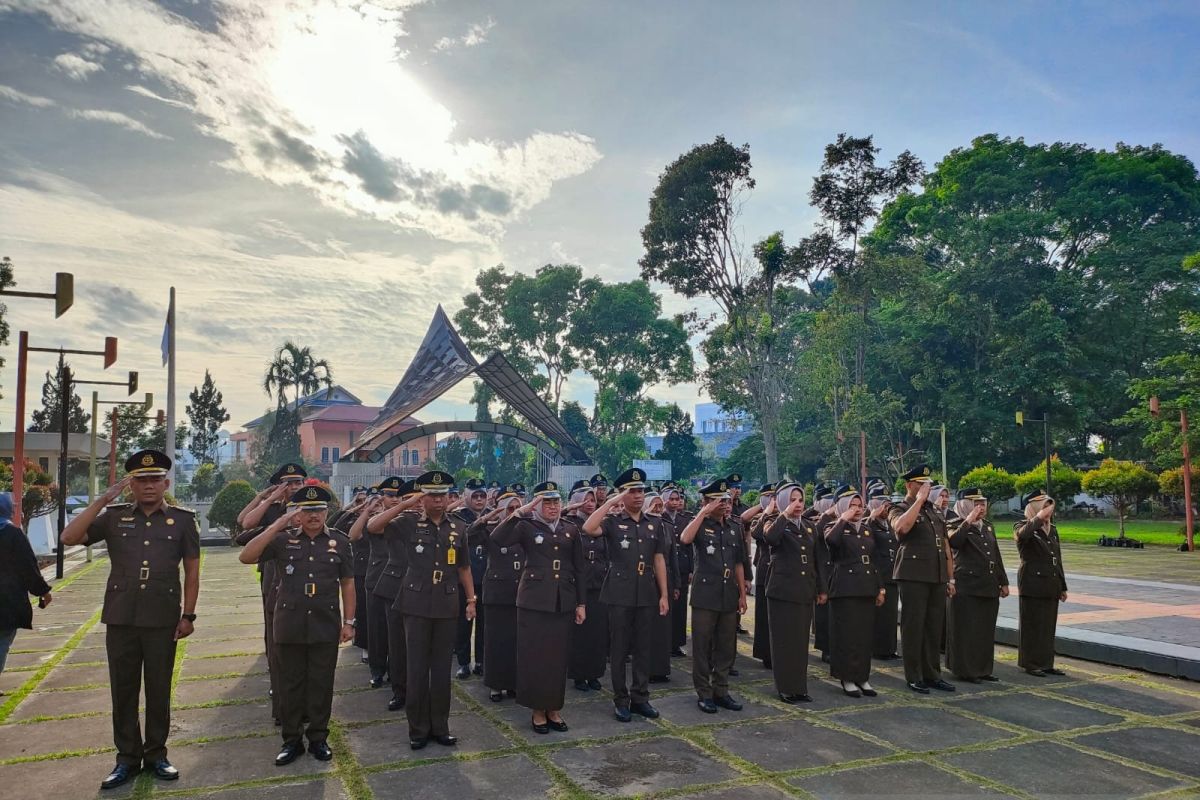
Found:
[181,613,197,622]
[343,618,356,627]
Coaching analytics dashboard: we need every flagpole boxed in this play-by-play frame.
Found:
[166,287,177,487]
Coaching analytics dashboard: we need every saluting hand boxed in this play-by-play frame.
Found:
[701,499,723,518]
[785,497,804,518]
[916,482,932,504]
[102,476,132,504]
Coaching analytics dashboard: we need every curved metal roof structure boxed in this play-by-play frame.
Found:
[342,306,591,464]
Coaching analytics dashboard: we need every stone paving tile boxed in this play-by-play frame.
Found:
[677,785,793,800]
[828,705,1016,752]
[790,759,1017,799]
[644,687,786,726]
[179,653,268,678]
[184,638,265,658]
[331,687,466,723]
[170,701,276,741]
[711,717,893,770]
[199,777,349,800]
[1074,726,1200,780]
[36,663,111,690]
[491,693,655,743]
[942,741,1187,798]
[1048,679,1200,717]
[0,670,31,693]
[366,753,553,800]
[549,735,740,797]
[3,650,57,670]
[61,645,109,666]
[0,713,115,759]
[9,686,113,720]
[174,674,272,706]
[148,736,333,793]
[345,715,513,766]
[953,692,1124,732]
[0,751,138,800]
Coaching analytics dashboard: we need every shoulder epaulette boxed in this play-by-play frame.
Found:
[105,501,133,510]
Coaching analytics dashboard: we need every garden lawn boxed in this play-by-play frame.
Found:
[1046,518,1184,547]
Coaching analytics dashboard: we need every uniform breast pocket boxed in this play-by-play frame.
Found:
[406,579,424,592]
[525,570,543,581]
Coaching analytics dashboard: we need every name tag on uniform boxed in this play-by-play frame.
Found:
[618,524,629,530]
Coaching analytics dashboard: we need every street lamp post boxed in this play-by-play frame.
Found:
[1150,396,1194,552]
[21,342,124,579]
[1016,411,1053,495]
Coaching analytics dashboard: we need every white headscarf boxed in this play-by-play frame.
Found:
[569,486,595,506]
[774,482,803,514]
[954,498,978,520]
[835,490,862,516]
[929,485,947,506]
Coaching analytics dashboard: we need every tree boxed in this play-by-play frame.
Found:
[137,418,188,453]
[1159,466,1200,516]
[103,403,152,465]
[219,460,254,487]
[0,458,56,531]
[454,265,594,410]
[262,341,333,467]
[957,464,1018,510]
[437,435,472,474]
[0,256,14,399]
[187,370,230,464]
[28,353,91,433]
[1082,459,1161,537]
[190,462,222,501]
[654,404,704,481]
[1014,456,1083,502]
[209,480,256,533]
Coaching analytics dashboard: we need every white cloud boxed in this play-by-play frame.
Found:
[433,17,495,51]
[126,84,190,109]
[0,83,55,107]
[53,51,103,80]
[68,108,169,139]
[1,0,600,244]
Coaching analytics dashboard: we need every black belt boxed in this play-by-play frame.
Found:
[114,567,177,581]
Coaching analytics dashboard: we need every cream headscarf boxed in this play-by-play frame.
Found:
[774,482,803,514]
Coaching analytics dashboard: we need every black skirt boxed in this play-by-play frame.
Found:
[872,584,898,657]
[483,603,518,692]
[814,600,830,653]
[516,607,572,711]
[1018,595,1059,671]
[353,575,369,649]
[648,596,672,676]
[768,596,813,696]
[752,568,772,662]
[829,596,874,685]
[947,593,999,679]
[569,590,608,680]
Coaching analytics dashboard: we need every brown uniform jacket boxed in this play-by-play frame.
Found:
[86,502,200,627]
[688,515,745,613]
[763,514,825,604]
[373,511,416,600]
[888,500,950,584]
[568,512,608,592]
[493,515,587,613]
[1015,518,1067,597]
[467,518,524,606]
[948,517,1008,597]
[824,519,884,598]
[866,516,898,585]
[394,513,470,619]
[596,511,669,608]
[262,527,353,644]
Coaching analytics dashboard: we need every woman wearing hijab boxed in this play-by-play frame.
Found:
[645,492,677,683]
[468,488,524,702]
[810,484,837,663]
[493,482,587,733]
[824,485,886,697]
[1015,491,1068,677]
[565,481,608,691]
[660,485,693,657]
[863,483,900,660]
[0,493,53,684]
[763,483,825,703]
[947,488,1008,683]
[744,484,777,668]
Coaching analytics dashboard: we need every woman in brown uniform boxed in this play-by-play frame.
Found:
[763,483,826,703]
[646,492,678,683]
[468,489,523,702]
[566,482,608,691]
[493,482,587,733]
[746,484,777,668]
[946,487,1008,683]
[1015,491,1067,677]
[825,485,886,697]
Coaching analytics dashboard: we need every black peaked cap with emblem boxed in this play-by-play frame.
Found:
[900,464,933,482]
[958,486,986,501]
[380,476,404,494]
[1021,489,1049,506]
[291,484,332,509]
[724,473,743,488]
[532,481,561,498]
[511,482,527,497]
[589,473,609,488]
[269,463,307,484]
[699,478,731,499]
[614,467,646,490]
[126,449,171,477]
[417,470,454,494]
[464,478,486,492]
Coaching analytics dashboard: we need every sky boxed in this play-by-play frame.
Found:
[0,0,1198,438]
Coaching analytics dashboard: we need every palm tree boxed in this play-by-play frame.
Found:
[263,341,334,412]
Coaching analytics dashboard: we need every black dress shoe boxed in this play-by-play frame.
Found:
[387,695,406,711]
[531,716,550,735]
[308,741,333,761]
[433,734,458,746]
[101,763,140,790]
[671,648,686,658]
[729,667,740,676]
[506,689,518,698]
[821,653,831,663]
[842,685,862,698]
[455,665,471,679]
[586,679,603,691]
[736,625,749,634]
[929,679,956,692]
[1045,668,1066,676]
[780,693,813,704]
[714,694,743,710]
[472,664,484,675]
[980,674,1000,682]
[648,675,670,683]
[489,690,504,702]
[147,758,179,780]
[1026,668,1047,677]
[761,659,772,670]
[908,681,931,694]
[547,716,568,732]
[614,705,632,723]
[697,698,718,713]
[859,685,878,698]
[369,676,385,689]
[410,737,428,750]
[573,679,590,691]
[630,701,660,719]
[275,743,304,766]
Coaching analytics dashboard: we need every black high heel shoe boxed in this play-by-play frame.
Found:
[531,715,550,735]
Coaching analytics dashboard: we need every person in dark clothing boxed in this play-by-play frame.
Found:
[1015,491,1068,677]
[565,482,608,691]
[824,485,886,698]
[0,493,52,679]
[660,485,693,657]
[946,487,1008,683]
[453,478,489,679]
[468,489,524,701]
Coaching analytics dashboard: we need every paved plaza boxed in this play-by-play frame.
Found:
[1,545,1199,799]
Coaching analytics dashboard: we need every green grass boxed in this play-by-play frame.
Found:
[1048,518,1185,547]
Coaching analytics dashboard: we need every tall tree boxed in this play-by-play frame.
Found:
[261,341,332,467]
[654,404,703,481]
[186,370,230,464]
[138,418,189,453]
[0,256,14,399]
[28,353,91,433]
[454,264,595,410]
[104,402,152,464]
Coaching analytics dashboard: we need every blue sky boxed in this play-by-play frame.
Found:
[0,0,1197,434]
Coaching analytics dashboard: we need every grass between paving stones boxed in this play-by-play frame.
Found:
[0,606,103,723]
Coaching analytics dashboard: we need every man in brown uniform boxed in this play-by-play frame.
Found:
[583,467,670,722]
[62,450,200,790]
[889,464,957,694]
[239,485,355,764]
